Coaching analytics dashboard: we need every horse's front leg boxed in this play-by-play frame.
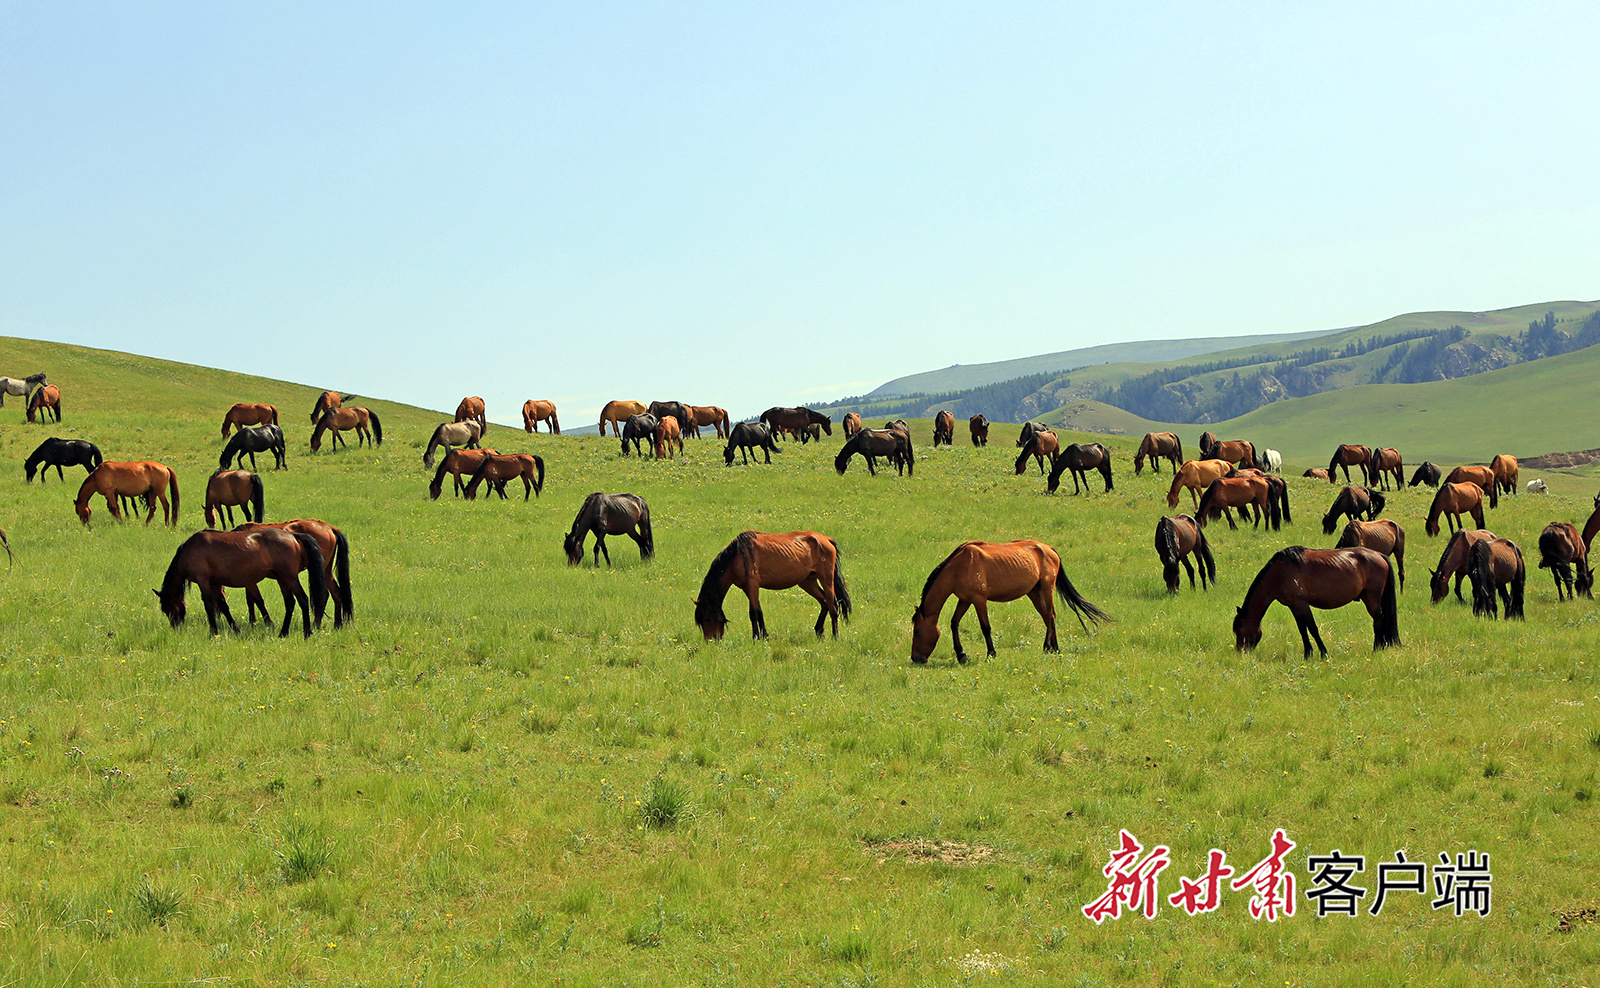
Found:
[745,585,767,639]
[1291,605,1327,658]
[949,600,972,663]
[972,599,999,657]
[210,589,242,634]
[596,535,612,567]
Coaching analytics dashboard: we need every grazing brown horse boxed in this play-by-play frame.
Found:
[429,447,500,499]
[1047,442,1113,494]
[1538,522,1594,601]
[521,399,560,434]
[454,396,487,434]
[156,529,326,639]
[564,493,653,566]
[1321,485,1384,535]
[932,410,956,447]
[1197,476,1276,530]
[969,414,989,446]
[1468,538,1526,619]
[234,519,353,627]
[310,407,382,451]
[1236,468,1293,526]
[1155,515,1216,593]
[760,406,832,440]
[1368,448,1403,490]
[694,531,851,640]
[1425,482,1486,537]
[1198,432,1256,469]
[647,402,694,440]
[835,429,912,476]
[1167,459,1236,509]
[687,405,730,439]
[599,400,647,436]
[1304,468,1333,483]
[1327,444,1373,485]
[1490,454,1519,498]
[1134,432,1183,475]
[653,415,683,459]
[1234,546,1400,658]
[310,391,346,424]
[1336,519,1406,590]
[204,469,264,529]
[910,540,1105,663]
[1014,427,1059,475]
[221,402,278,436]
[842,412,863,438]
[27,385,61,423]
[1582,492,1600,552]
[74,462,179,526]
[1429,528,1497,604]
[1444,465,1497,508]
[464,453,545,500]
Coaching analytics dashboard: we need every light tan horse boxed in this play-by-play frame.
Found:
[74,461,179,526]
[310,391,346,424]
[687,405,731,439]
[1491,454,1519,499]
[203,469,264,529]
[1167,458,1235,509]
[1425,482,1486,537]
[310,407,382,451]
[521,399,560,434]
[1134,432,1183,475]
[842,412,863,438]
[221,402,278,436]
[600,400,647,436]
[694,531,851,640]
[1444,465,1498,508]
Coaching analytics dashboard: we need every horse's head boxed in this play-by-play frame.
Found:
[309,432,322,452]
[74,498,91,526]
[1428,568,1449,604]
[563,532,584,566]
[153,587,186,627]
[910,607,940,663]
[693,600,728,641]
[1233,607,1260,651]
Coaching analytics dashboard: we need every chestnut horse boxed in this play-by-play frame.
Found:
[221,402,278,436]
[27,385,61,423]
[454,396,487,434]
[203,469,264,529]
[969,414,989,446]
[234,519,353,627]
[1304,468,1332,482]
[1429,528,1497,604]
[1199,432,1256,469]
[1047,442,1113,494]
[599,400,647,436]
[687,405,730,439]
[1014,427,1058,475]
[156,529,326,639]
[1168,459,1236,509]
[464,453,545,500]
[1134,432,1183,475]
[842,412,863,438]
[564,493,653,567]
[311,407,382,451]
[1197,476,1277,531]
[1538,522,1594,601]
[310,391,346,424]
[1321,485,1384,535]
[1425,482,1486,537]
[74,462,179,526]
[1235,468,1293,526]
[1444,465,1497,508]
[1155,515,1216,593]
[1368,448,1403,490]
[1336,519,1406,590]
[653,416,683,459]
[932,410,956,447]
[1327,444,1370,485]
[429,447,500,499]
[521,399,561,434]
[694,531,851,640]
[911,539,1106,663]
[1491,454,1519,498]
[1234,546,1399,658]
[1468,537,1525,619]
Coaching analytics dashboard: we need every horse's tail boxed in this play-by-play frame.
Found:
[89,444,103,470]
[294,533,329,627]
[830,539,852,622]
[1156,517,1181,592]
[637,502,654,559]
[1099,455,1113,492]
[1469,540,1496,617]
[1195,525,1217,588]
[718,408,729,437]
[1277,480,1292,524]
[1508,546,1525,619]
[168,468,180,524]
[1375,556,1401,648]
[1369,490,1386,519]
[1487,476,1498,509]
[270,405,279,426]
[1266,485,1281,531]
[368,410,383,445]
[532,455,546,497]
[550,410,560,435]
[250,473,265,523]
[332,527,352,622]
[1054,563,1109,630]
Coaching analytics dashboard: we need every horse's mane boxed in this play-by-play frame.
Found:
[158,537,194,604]
[916,543,974,616]
[695,531,755,627]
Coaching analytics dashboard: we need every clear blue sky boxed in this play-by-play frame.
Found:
[4,2,1597,425]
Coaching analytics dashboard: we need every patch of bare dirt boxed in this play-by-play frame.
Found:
[1521,448,1600,470]
[863,838,996,866]
[1557,905,1600,933]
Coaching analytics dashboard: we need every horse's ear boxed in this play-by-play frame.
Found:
[152,589,162,598]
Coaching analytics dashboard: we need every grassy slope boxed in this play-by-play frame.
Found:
[3,338,1600,986]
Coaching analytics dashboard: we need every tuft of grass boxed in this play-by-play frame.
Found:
[276,818,333,885]
[639,775,689,830]
[133,879,182,928]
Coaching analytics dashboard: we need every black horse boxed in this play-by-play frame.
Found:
[563,492,654,566]
[1408,462,1442,488]
[620,413,659,456]
[221,424,287,471]
[647,401,694,439]
[835,428,912,476]
[724,422,780,465]
[25,437,103,482]
[1047,442,1114,494]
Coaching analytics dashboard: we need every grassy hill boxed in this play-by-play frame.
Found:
[4,337,1600,985]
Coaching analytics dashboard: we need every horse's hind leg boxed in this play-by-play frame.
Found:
[1180,555,1197,589]
[798,574,837,637]
[1030,587,1060,653]
[209,590,242,634]
[245,585,272,626]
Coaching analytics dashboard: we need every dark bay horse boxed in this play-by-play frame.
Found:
[454,396,488,434]
[1368,448,1403,490]
[694,531,851,640]
[1199,432,1256,469]
[1321,486,1384,535]
[1134,432,1182,475]
[932,410,955,447]
[564,492,653,566]
[969,414,989,446]
[311,407,382,451]
[221,402,278,436]
[621,412,659,456]
[27,385,61,423]
[221,424,287,471]
[234,519,353,628]
[1425,482,1485,537]
[1327,444,1371,484]
[429,447,501,499]
[1336,519,1406,590]
[1155,515,1216,593]
[760,407,831,441]
[464,453,545,500]
[1583,492,1600,552]
[1429,528,1497,604]
[724,422,780,465]
[911,539,1105,663]
[1408,462,1441,488]
[1468,537,1526,619]
[521,399,561,434]
[1234,546,1400,658]
[1047,442,1113,494]
[25,438,102,482]
[75,462,179,526]
[842,412,863,438]
[1017,421,1050,447]
[1444,465,1498,508]
[835,429,912,476]
[422,420,482,469]
[204,469,264,529]
[1491,454,1519,498]
[1014,427,1058,475]
[1235,468,1292,525]
[1197,476,1277,530]
[157,529,326,638]
[1538,522,1594,601]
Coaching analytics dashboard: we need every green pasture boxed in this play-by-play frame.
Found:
[3,337,1600,986]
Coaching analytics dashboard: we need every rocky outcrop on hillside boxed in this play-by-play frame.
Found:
[1520,448,1600,470]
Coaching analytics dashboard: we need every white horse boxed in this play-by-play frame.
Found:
[1527,478,1549,494]
[0,372,46,408]
[1256,448,1282,473]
